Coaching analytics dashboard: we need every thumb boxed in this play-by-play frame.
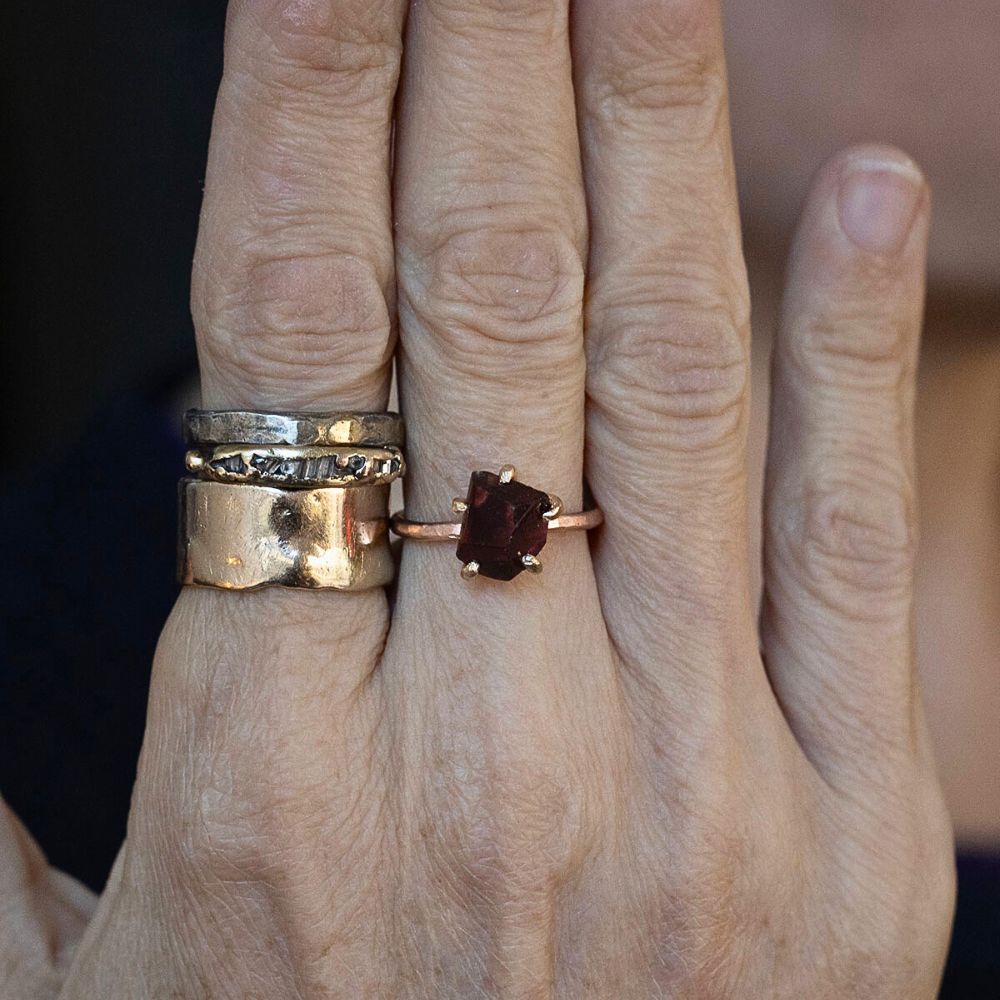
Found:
[0,796,96,999]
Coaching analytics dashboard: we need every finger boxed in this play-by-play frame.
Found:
[573,0,755,678]
[193,0,406,411]
[95,5,408,985]
[387,12,600,982]
[183,0,407,635]
[393,0,588,564]
[163,0,407,852]
[761,145,930,789]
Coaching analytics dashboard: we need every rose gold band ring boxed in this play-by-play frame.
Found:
[390,510,603,541]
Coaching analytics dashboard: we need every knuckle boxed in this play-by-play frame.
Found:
[790,306,913,391]
[140,593,388,937]
[593,58,727,143]
[422,729,595,909]
[831,820,956,996]
[171,733,373,888]
[184,779,291,881]
[588,282,749,452]
[181,772,369,901]
[430,0,564,33]
[194,250,392,405]
[795,467,917,610]
[233,0,401,100]
[584,0,724,135]
[403,226,584,368]
[631,766,761,990]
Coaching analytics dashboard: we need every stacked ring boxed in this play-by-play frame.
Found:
[178,409,404,592]
[183,409,405,449]
[185,444,405,489]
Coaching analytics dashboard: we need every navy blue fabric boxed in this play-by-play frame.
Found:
[941,853,1000,997]
[0,395,184,889]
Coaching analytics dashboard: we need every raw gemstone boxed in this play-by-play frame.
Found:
[456,471,553,581]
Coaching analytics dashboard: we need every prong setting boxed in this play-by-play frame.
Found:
[461,561,480,580]
[543,494,563,521]
[185,451,205,473]
[521,553,543,574]
[498,464,516,484]
[452,498,469,515]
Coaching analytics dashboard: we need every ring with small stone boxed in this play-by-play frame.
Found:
[390,465,604,582]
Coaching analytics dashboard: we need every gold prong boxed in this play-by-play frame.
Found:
[185,451,205,472]
[452,498,469,514]
[522,554,543,574]
[461,561,480,580]
[543,494,563,520]
[498,464,516,484]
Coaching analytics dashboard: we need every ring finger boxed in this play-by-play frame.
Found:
[573,0,756,691]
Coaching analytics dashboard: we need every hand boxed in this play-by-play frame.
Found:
[5,0,955,996]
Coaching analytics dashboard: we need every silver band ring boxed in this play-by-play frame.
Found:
[184,409,405,448]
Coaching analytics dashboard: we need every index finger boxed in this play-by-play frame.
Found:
[193,0,406,412]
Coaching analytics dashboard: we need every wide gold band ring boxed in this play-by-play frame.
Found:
[390,465,603,582]
[179,479,394,591]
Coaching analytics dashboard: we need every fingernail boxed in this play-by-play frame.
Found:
[838,156,924,255]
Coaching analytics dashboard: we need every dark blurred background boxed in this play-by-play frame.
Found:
[1,0,223,885]
[0,3,995,996]
[2,2,221,463]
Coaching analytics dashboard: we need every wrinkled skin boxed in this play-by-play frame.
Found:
[2,0,955,997]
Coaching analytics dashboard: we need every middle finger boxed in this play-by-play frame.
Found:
[393,0,588,558]
[385,8,609,985]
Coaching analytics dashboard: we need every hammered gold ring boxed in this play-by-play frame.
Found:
[179,479,394,592]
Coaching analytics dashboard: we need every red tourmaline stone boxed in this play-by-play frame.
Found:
[456,471,553,581]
